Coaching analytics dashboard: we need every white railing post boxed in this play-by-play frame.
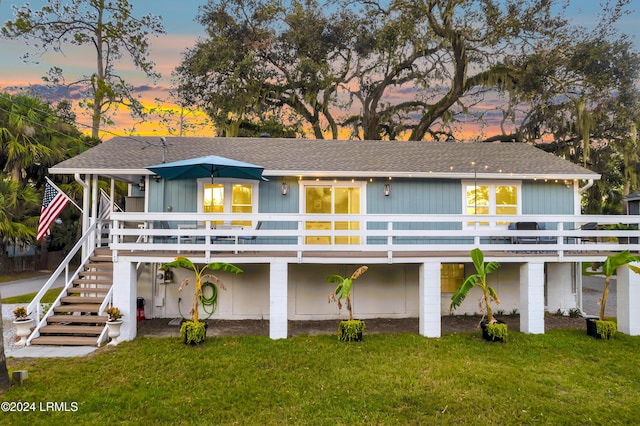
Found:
[387,221,393,262]
[557,222,564,259]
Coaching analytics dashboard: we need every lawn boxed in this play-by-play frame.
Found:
[2,288,63,304]
[2,330,639,425]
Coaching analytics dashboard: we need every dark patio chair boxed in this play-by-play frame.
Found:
[515,222,539,244]
[155,220,177,244]
[239,221,262,245]
[538,222,557,244]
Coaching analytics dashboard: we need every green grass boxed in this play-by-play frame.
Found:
[0,271,49,284]
[2,330,640,425]
[2,288,63,304]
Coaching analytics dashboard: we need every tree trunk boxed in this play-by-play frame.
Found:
[0,297,12,392]
[599,276,610,321]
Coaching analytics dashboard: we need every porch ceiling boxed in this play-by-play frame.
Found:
[49,137,600,181]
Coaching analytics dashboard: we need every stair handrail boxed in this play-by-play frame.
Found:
[97,285,114,317]
[96,286,115,346]
[26,222,99,344]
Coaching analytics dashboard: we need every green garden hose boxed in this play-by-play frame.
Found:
[199,281,219,318]
[178,281,218,320]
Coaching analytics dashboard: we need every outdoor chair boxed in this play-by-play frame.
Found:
[239,221,262,247]
[155,220,177,244]
[515,222,539,244]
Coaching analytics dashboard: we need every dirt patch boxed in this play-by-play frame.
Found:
[137,314,586,338]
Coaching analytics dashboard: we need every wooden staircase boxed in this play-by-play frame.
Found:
[30,248,113,346]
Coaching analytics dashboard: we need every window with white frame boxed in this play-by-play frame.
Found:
[462,181,521,227]
[301,180,366,245]
[197,179,258,227]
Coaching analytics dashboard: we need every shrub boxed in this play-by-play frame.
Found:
[180,320,206,345]
[337,320,365,342]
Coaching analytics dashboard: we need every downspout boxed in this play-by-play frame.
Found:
[576,179,594,314]
[75,173,90,259]
[578,179,594,194]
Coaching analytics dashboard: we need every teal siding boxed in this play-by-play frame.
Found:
[258,177,298,213]
[522,181,575,232]
[522,181,574,214]
[258,178,298,244]
[367,179,465,244]
[148,180,197,213]
[368,179,461,214]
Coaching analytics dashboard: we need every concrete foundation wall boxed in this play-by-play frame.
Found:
[134,261,577,321]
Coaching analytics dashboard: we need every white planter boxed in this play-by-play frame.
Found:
[13,319,34,345]
[106,320,123,345]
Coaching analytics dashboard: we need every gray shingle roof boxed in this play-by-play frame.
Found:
[50,136,599,181]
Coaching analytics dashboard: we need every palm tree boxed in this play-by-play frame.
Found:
[587,251,640,321]
[327,266,368,321]
[0,178,39,389]
[0,93,65,184]
[0,177,40,271]
[0,294,11,391]
[450,248,501,324]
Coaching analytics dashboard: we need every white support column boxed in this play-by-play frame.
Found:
[419,262,441,338]
[269,261,288,339]
[520,262,545,334]
[112,260,137,342]
[617,262,640,335]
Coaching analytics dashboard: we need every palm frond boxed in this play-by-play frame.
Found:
[487,286,500,304]
[350,265,368,280]
[326,274,345,284]
[203,262,243,275]
[450,275,478,311]
[470,248,485,276]
[485,261,500,274]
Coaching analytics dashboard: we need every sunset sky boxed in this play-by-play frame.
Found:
[1,1,639,140]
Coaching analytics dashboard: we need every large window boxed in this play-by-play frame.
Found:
[199,180,256,226]
[441,264,465,293]
[303,182,364,245]
[463,181,520,227]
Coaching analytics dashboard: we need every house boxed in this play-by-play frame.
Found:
[25,137,640,345]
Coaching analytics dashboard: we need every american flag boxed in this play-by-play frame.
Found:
[36,181,71,241]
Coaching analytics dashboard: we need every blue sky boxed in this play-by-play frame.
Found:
[0,0,638,137]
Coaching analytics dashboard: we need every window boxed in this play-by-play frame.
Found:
[441,264,465,293]
[463,181,520,227]
[302,181,364,245]
[198,180,256,226]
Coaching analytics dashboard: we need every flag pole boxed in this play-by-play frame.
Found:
[45,176,82,212]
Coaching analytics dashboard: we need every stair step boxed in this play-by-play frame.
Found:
[84,263,113,269]
[61,296,105,304]
[47,315,108,324]
[68,286,111,294]
[54,304,101,313]
[40,324,104,336]
[79,271,113,278]
[89,258,112,264]
[30,336,99,346]
[73,278,112,285]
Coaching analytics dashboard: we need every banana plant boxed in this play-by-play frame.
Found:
[450,248,501,324]
[585,250,640,320]
[161,257,243,323]
[328,266,368,321]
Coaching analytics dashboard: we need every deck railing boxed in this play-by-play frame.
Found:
[108,212,640,261]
